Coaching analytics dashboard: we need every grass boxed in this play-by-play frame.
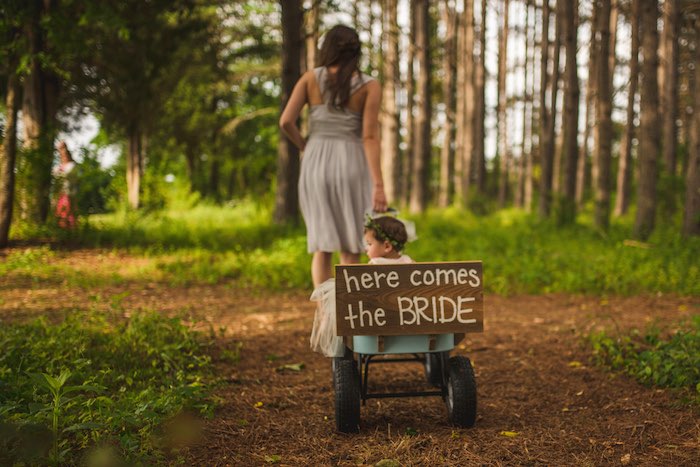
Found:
[0,306,224,465]
[6,200,700,295]
[589,315,700,404]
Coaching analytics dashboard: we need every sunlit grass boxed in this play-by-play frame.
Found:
[6,200,699,295]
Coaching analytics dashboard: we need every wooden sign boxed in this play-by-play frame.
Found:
[335,261,483,336]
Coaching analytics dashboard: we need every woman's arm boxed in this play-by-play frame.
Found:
[279,71,310,151]
[361,79,387,212]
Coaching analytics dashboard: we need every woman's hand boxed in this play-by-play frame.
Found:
[372,185,388,212]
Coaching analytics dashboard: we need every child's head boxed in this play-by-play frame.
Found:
[363,216,408,259]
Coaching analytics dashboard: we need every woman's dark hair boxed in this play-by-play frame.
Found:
[318,24,362,109]
[364,216,408,251]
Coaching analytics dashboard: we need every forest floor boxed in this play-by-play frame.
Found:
[2,249,700,466]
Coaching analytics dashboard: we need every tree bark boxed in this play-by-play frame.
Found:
[537,0,551,217]
[577,3,598,207]
[524,0,535,211]
[0,72,20,248]
[274,0,302,223]
[19,1,59,224]
[558,0,579,224]
[633,0,660,239]
[614,0,639,217]
[381,0,401,205]
[683,16,700,236]
[661,0,679,175]
[455,0,475,205]
[402,0,417,205]
[496,0,510,207]
[516,0,531,210]
[126,127,143,209]
[593,0,612,231]
[438,1,456,207]
[473,0,487,194]
[409,0,432,213]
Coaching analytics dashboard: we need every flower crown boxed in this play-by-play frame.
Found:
[364,213,404,251]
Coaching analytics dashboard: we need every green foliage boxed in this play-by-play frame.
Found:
[589,316,700,404]
[0,308,217,465]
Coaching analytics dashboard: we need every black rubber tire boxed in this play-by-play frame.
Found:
[334,357,361,433]
[446,356,477,427]
[424,351,448,387]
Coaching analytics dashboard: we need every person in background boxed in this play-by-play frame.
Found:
[53,140,77,229]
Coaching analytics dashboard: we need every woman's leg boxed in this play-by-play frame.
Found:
[312,251,333,287]
[340,251,360,265]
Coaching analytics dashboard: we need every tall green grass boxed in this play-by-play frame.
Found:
[0,308,220,465]
[10,201,700,295]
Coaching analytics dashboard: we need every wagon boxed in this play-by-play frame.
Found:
[332,261,484,433]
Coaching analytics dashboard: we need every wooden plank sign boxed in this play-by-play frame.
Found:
[335,261,483,336]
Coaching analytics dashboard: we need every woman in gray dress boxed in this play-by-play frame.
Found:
[280,25,387,287]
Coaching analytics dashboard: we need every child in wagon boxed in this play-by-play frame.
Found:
[310,213,415,356]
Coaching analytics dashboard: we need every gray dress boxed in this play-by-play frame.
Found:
[299,66,374,254]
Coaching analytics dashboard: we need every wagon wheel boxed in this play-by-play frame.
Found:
[445,356,477,427]
[424,351,449,388]
[333,357,361,433]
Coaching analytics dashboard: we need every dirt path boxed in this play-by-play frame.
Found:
[2,251,699,466]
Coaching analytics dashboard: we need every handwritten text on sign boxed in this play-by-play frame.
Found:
[335,261,483,336]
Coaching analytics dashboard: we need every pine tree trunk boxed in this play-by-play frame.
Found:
[614,0,639,217]
[126,127,143,209]
[19,3,59,224]
[402,1,417,206]
[474,0,488,194]
[382,0,401,205]
[683,16,700,236]
[305,1,320,70]
[409,0,432,213]
[438,0,456,207]
[558,0,579,223]
[516,0,531,209]
[593,0,612,231]
[463,0,476,204]
[662,0,679,175]
[633,0,660,239]
[538,0,551,217]
[496,0,510,207]
[524,0,535,212]
[0,72,20,248]
[274,0,302,224]
[577,4,598,208]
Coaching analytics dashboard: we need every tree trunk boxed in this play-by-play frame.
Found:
[409,0,432,213]
[274,0,302,224]
[537,0,552,217]
[305,1,320,70]
[516,0,531,210]
[126,127,143,209]
[474,0,488,194]
[593,0,612,231]
[402,1,417,205]
[614,0,639,217]
[438,1,456,207]
[683,16,700,236]
[524,0,535,212]
[381,0,401,205]
[19,2,59,224]
[496,0,510,207]
[454,5,465,204]
[662,0,679,176]
[577,4,598,208]
[558,0,579,224]
[0,73,20,248]
[455,0,475,205]
[633,0,660,239]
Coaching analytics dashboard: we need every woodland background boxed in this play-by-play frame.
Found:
[0,0,699,240]
[1,1,699,465]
